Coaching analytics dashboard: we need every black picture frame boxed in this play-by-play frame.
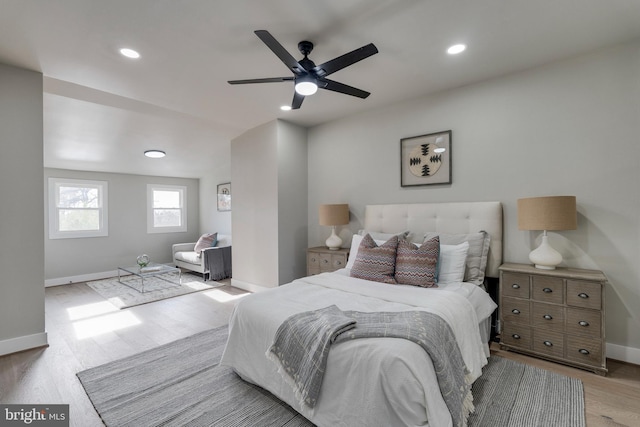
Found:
[217,182,231,211]
[400,130,452,187]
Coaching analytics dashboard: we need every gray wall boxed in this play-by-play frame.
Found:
[0,63,46,354]
[307,41,640,354]
[44,168,200,283]
[277,121,308,284]
[231,121,280,289]
[231,120,308,291]
[199,140,232,236]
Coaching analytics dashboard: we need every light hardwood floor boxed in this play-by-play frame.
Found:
[1,282,639,427]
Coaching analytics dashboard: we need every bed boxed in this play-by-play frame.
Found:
[220,201,502,427]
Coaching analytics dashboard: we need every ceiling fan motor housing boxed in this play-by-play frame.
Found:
[298,40,314,56]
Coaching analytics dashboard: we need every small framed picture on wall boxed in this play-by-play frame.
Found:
[217,182,231,211]
[400,130,452,187]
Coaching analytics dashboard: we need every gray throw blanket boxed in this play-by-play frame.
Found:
[266,305,356,408]
[268,308,473,427]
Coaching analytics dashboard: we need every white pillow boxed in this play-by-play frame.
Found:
[346,234,388,270]
[424,231,490,285]
[437,241,469,284]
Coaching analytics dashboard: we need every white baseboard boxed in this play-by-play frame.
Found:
[0,332,48,356]
[231,278,273,293]
[607,342,640,365]
[45,270,122,287]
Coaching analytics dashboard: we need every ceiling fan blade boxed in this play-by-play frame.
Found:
[291,91,304,109]
[254,30,306,75]
[313,43,378,77]
[319,78,371,99]
[228,77,294,85]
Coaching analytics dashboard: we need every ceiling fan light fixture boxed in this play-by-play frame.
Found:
[144,150,166,158]
[294,76,318,96]
[295,81,318,96]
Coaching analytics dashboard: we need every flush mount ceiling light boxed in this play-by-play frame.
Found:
[120,48,140,59]
[447,44,466,55]
[280,105,292,111]
[144,150,165,158]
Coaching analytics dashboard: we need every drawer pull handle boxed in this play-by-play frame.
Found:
[511,309,520,314]
[579,349,590,355]
[512,334,521,340]
[578,293,589,299]
[543,314,553,320]
[543,288,553,293]
[511,284,520,289]
[543,341,553,347]
[579,321,589,327]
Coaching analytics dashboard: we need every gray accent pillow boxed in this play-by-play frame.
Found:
[350,234,399,284]
[423,231,490,285]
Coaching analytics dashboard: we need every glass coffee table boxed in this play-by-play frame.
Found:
[117,262,182,293]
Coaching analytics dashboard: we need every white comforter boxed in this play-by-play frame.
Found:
[220,270,497,427]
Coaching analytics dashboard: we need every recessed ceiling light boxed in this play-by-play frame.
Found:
[447,44,466,55]
[280,105,292,111]
[144,150,165,158]
[120,48,140,59]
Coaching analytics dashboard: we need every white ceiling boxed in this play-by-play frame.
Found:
[1,0,639,178]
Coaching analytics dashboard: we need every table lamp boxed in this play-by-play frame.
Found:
[319,204,349,250]
[517,196,577,270]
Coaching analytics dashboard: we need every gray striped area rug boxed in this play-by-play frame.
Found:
[77,325,585,427]
[469,355,585,427]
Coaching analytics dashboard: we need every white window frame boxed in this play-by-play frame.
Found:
[48,178,109,239]
[147,184,187,233]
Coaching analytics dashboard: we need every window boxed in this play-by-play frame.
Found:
[48,178,108,239]
[147,184,187,233]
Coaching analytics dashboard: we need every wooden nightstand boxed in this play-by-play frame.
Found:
[499,262,607,375]
[307,247,350,276]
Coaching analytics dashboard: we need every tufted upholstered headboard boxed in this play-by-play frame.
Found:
[363,201,503,278]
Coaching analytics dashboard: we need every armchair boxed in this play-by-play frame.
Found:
[172,234,232,281]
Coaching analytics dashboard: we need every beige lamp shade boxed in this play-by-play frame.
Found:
[319,204,349,226]
[517,196,577,231]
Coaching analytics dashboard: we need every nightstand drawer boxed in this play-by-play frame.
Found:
[567,280,601,310]
[532,276,564,304]
[566,307,601,338]
[502,324,532,350]
[566,335,603,366]
[532,302,564,329]
[502,297,530,325]
[533,329,564,358]
[502,273,530,298]
[319,253,333,272]
[332,255,346,270]
[308,253,320,269]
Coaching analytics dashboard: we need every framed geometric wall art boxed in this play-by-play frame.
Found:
[400,130,452,187]
[217,182,231,211]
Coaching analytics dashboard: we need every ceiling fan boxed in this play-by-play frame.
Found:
[228,30,378,110]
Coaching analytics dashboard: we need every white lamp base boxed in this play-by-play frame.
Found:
[325,226,343,250]
[529,233,562,270]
